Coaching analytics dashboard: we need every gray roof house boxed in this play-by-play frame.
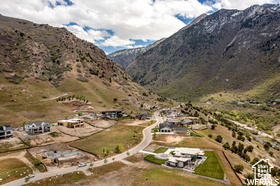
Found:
[0,125,13,139]
[24,121,50,135]
[159,122,189,135]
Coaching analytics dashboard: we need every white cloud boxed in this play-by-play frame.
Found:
[0,0,279,50]
[101,36,135,47]
[213,0,278,10]
[65,24,111,44]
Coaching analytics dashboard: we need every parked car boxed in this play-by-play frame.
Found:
[78,163,87,167]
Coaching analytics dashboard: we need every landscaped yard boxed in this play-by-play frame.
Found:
[68,121,144,158]
[133,167,227,186]
[194,151,225,180]
[190,131,202,137]
[153,147,168,153]
[144,154,168,165]
[0,158,33,184]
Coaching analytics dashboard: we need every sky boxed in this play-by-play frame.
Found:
[0,0,279,54]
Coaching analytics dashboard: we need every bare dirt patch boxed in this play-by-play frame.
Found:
[91,120,116,128]
[16,128,78,146]
[124,120,150,126]
[273,124,280,134]
[56,123,102,137]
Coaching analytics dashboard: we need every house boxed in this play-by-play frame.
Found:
[166,118,183,125]
[0,125,13,139]
[136,112,152,120]
[159,122,189,135]
[24,121,51,135]
[101,110,124,118]
[57,118,85,128]
[165,148,205,168]
[252,159,274,179]
[159,122,176,132]
[166,157,191,168]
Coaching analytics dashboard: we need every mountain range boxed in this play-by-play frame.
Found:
[126,4,280,101]
[107,38,165,68]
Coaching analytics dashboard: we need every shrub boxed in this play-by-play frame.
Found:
[211,125,216,130]
[232,131,236,138]
[234,164,244,173]
[115,145,121,153]
[208,134,212,138]
[264,142,271,151]
[215,135,223,143]
[223,142,230,150]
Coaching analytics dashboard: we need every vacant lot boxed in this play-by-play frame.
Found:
[133,167,227,186]
[0,158,33,184]
[26,171,86,186]
[194,151,225,180]
[68,120,144,158]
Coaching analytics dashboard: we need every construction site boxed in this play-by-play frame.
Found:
[28,143,97,168]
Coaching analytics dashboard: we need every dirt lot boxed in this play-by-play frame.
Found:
[91,120,116,128]
[15,128,78,146]
[0,137,27,151]
[56,123,102,137]
[28,143,97,168]
[124,120,150,126]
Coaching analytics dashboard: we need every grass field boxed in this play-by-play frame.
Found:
[144,154,167,165]
[68,121,144,158]
[124,155,141,163]
[26,171,86,186]
[153,147,168,153]
[0,158,33,184]
[133,167,227,186]
[194,151,224,180]
[88,161,127,177]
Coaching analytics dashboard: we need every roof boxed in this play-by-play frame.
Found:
[181,119,192,124]
[174,127,188,132]
[159,122,176,130]
[173,148,204,156]
[0,125,12,131]
[167,157,191,163]
[167,119,183,123]
[25,121,50,127]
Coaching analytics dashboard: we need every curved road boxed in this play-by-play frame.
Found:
[4,111,163,186]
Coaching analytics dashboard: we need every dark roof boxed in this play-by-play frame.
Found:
[0,125,12,131]
[174,127,188,132]
[159,122,176,130]
[25,121,50,127]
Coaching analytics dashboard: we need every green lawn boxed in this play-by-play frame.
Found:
[144,154,167,165]
[194,151,224,180]
[154,147,168,153]
[68,121,144,158]
[190,131,202,137]
[0,158,33,184]
[133,167,226,186]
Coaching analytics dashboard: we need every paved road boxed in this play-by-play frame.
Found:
[4,111,163,186]
[228,119,274,139]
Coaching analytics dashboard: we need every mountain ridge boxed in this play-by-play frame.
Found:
[107,38,165,68]
[126,4,280,101]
